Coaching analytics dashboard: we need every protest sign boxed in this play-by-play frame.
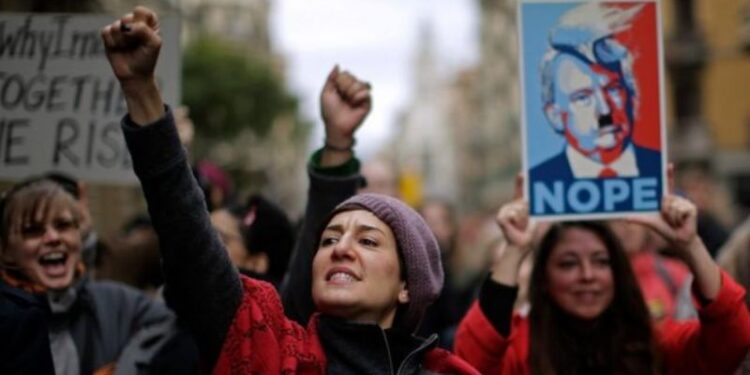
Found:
[0,13,180,184]
[519,0,667,220]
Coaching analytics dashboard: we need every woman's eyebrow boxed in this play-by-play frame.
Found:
[324,223,384,235]
[357,224,384,235]
[554,251,578,258]
[324,224,345,233]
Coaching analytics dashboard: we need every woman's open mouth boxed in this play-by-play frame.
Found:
[38,251,70,277]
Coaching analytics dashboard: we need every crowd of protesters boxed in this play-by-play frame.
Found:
[1,5,750,375]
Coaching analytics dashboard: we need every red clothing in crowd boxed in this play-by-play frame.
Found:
[455,271,750,375]
[213,276,480,375]
[631,251,691,320]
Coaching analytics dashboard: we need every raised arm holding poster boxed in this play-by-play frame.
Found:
[519,0,666,220]
[0,14,179,184]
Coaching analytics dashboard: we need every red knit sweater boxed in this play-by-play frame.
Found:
[213,276,480,374]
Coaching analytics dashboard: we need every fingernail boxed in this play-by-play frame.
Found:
[121,23,131,32]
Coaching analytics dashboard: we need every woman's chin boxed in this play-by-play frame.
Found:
[36,272,75,291]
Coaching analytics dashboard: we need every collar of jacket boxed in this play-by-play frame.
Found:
[317,314,438,375]
[47,274,93,320]
[0,279,49,311]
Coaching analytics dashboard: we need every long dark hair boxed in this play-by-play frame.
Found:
[528,221,660,375]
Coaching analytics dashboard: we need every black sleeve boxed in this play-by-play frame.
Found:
[121,108,242,370]
[478,276,519,337]
[280,166,361,325]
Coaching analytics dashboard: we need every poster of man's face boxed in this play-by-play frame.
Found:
[520,1,666,220]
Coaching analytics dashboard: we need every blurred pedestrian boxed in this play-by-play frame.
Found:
[98,214,163,296]
[417,198,481,349]
[718,217,750,375]
[454,172,750,374]
[103,7,479,373]
[210,194,295,288]
[360,158,399,197]
[718,216,750,306]
[609,219,695,320]
[195,160,236,211]
[679,166,731,257]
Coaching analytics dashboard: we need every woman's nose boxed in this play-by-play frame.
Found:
[331,234,355,259]
[580,261,594,280]
[41,225,61,243]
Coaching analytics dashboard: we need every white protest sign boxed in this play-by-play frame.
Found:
[0,13,180,184]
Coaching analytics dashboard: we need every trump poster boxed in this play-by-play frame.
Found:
[519,0,667,220]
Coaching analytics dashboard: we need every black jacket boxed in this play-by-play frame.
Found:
[0,281,55,375]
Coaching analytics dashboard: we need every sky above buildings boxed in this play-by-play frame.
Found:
[270,0,479,159]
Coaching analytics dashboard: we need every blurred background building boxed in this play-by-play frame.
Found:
[393,25,459,206]
[460,0,521,211]
[393,0,519,212]
[662,0,750,223]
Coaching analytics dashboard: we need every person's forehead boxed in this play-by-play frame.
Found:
[33,205,74,221]
[552,227,608,254]
[26,195,75,217]
[328,209,388,231]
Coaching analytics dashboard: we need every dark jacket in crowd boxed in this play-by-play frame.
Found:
[697,212,729,258]
[0,281,55,375]
[122,108,479,374]
[417,268,480,349]
[46,276,174,375]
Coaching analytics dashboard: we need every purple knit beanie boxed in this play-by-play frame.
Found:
[330,193,444,332]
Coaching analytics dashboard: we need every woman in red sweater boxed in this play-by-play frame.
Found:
[102,7,480,374]
[455,175,750,374]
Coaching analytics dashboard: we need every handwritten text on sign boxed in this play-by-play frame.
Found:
[0,14,179,184]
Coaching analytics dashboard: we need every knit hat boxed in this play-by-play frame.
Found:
[330,193,443,332]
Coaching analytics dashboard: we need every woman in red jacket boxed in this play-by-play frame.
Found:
[102,7,479,374]
[455,175,750,374]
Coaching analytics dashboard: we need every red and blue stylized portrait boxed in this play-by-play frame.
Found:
[520,1,666,219]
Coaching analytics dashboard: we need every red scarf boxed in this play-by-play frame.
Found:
[0,261,86,294]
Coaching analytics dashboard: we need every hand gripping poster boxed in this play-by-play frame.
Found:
[520,0,667,220]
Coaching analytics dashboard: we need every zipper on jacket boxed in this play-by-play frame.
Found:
[379,328,395,375]
[396,333,437,375]
[396,349,417,375]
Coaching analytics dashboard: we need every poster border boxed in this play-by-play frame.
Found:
[517,0,668,221]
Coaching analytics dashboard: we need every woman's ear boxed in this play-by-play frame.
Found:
[398,287,410,304]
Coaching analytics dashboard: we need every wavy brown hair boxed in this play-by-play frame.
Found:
[528,221,661,375]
